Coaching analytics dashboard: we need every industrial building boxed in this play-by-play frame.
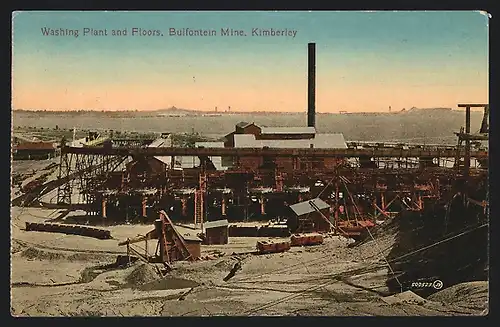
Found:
[203,219,229,245]
[287,198,332,233]
[42,43,487,245]
[12,140,59,160]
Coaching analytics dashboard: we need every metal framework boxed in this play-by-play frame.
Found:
[51,104,488,225]
[61,144,488,159]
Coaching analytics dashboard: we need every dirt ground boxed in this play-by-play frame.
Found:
[10,207,488,317]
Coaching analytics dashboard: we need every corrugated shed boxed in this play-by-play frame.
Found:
[233,133,347,149]
[289,198,330,216]
[260,126,316,135]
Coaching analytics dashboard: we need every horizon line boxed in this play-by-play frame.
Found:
[13,106,480,114]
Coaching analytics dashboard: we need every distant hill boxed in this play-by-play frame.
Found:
[153,106,205,115]
[12,106,471,116]
[406,107,453,112]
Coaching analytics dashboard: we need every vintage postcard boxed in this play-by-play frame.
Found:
[11,11,489,317]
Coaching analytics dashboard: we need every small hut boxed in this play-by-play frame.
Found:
[287,198,332,233]
[203,219,229,245]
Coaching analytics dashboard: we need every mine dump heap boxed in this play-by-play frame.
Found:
[50,44,488,239]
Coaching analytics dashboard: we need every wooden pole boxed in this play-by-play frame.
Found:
[334,181,339,232]
[142,196,147,217]
[126,239,131,265]
[464,106,471,183]
[221,195,226,216]
[260,195,266,215]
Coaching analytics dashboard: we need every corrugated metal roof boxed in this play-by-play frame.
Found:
[233,133,347,149]
[289,198,330,216]
[204,219,229,229]
[149,137,172,166]
[148,139,167,148]
[154,156,172,165]
[261,127,316,135]
[173,224,203,242]
[310,134,348,149]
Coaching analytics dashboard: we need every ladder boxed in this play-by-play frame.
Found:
[194,190,203,227]
[194,173,207,227]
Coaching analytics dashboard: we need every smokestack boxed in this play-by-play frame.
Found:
[307,43,316,128]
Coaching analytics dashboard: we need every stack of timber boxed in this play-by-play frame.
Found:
[25,222,112,239]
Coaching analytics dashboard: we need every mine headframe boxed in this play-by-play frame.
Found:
[155,210,195,264]
[455,103,489,177]
[479,104,489,134]
[118,210,198,266]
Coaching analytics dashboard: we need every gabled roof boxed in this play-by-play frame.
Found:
[236,121,254,128]
[289,198,330,216]
[224,131,235,139]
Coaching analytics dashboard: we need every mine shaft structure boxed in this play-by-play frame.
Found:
[51,42,488,228]
[55,137,488,227]
[454,104,489,214]
[56,138,154,209]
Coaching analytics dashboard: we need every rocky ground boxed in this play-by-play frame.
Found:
[10,207,488,317]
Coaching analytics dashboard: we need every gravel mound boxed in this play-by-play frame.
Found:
[66,252,111,262]
[348,191,488,298]
[21,247,64,260]
[382,290,427,305]
[353,217,399,259]
[11,240,25,254]
[125,263,161,287]
[428,281,488,310]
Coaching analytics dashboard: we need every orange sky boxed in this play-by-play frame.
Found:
[12,11,489,112]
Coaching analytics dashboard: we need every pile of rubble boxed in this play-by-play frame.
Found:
[353,194,488,297]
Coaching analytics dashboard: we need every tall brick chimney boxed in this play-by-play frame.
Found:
[307,42,316,128]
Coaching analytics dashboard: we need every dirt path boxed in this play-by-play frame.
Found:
[10,207,488,317]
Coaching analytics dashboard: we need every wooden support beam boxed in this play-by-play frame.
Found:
[373,203,391,219]
[61,145,489,159]
[464,106,471,181]
[458,104,488,108]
